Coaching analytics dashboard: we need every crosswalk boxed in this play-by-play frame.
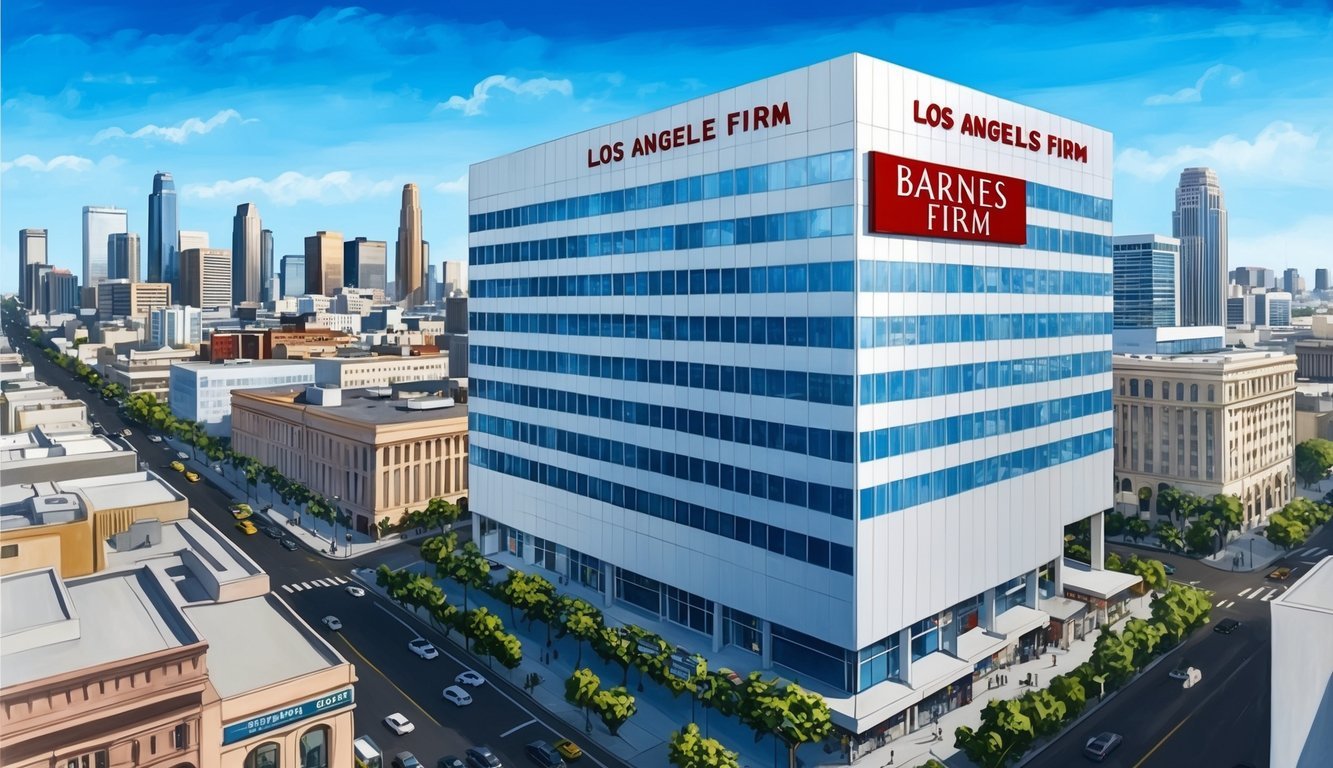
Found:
[1288,546,1329,559]
[280,576,351,593]
[1230,586,1281,605]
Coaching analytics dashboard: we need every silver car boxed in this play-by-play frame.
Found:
[1083,732,1122,762]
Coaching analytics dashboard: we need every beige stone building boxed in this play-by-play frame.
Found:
[312,353,448,389]
[97,279,172,320]
[230,382,467,535]
[1113,348,1297,525]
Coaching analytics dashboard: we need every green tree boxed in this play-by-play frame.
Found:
[1015,689,1066,738]
[1105,551,1124,573]
[1104,510,1126,537]
[1089,629,1136,689]
[465,607,505,667]
[420,496,462,533]
[591,686,637,736]
[668,723,741,768]
[1203,494,1244,553]
[1153,521,1185,553]
[491,629,523,675]
[1122,617,1167,667]
[1124,517,1151,544]
[592,626,636,687]
[560,597,604,668]
[1294,438,1333,487]
[565,667,601,733]
[1265,512,1309,551]
[1150,584,1213,644]
[1047,673,1087,720]
[736,679,833,768]
[1184,520,1216,555]
[448,541,493,611]
[1125,556,1169,592]
[956,699,1034,768]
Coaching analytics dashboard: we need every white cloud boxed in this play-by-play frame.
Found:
[1145,64,1244,106]
[1117,121,1323,182]
[437,75,573,116]
[92,109,251,144]
[81,72,159,85]
[0,153,95,173]
[182,170,400,206]
[434,173,468,194]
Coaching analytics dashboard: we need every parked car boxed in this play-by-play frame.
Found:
[442,685,473,707]
[465,747,501,768]
[184,471,201,483]
[170,461,185,472]
[1267,567,1292,581]
[1213,618,1242,635]
[346,585,366,597]
[409,638,439,659]
[384,713,415,735]
[120,428,133,437]
[281,538,299,551]
[392,752,423,768]
[1083,732,1122,762]
[455,670,486,687]
[322,616,343,631]
[264,527,283,540]
[524,741,565,768]
[1162,562,1176,576]
[437,758,466,768]
[236,520,258,535]
[148,434,163,443]
[175,451,189,460]
[552,740,582,761]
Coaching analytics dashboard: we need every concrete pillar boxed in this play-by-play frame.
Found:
[1025,568,1039,608]
[470,514,481,551]
[1090,510,1105,570]
[761,620,773,668]
[602,562,614,608]
[981,587,997,631]
[896,628,913,687]
[1052,556,1065,596]
[711,603,724,653]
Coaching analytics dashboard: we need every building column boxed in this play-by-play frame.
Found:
[897,628,913,687]
[711,603,724,653]
[1052,557,1065,596]
[981,588,997,632]
[1025,568,1039,608]
[523,533,537,566]
[602,562,614,608]
[761,620,773,669]
[470,513,481,551]
[1090,510,1106,570]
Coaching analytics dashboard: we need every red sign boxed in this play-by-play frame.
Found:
[869,152,1027,245]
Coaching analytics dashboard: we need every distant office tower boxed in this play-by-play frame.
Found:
[343,237,387,292]
[180,248,232,308]
[18,228,48,307]
[426,263,439,302]
[107,232,140,281]
[1174,167,1228,326]
[98,280,170,320]
[1230,266,1272,288]
[281,255,305,298]
[423,240,431,302]
[231,203,263,304]
[82,206,128,287]
[1283,268,1302,295]
[304,231,343,296]
[395,184,424,305]
[1113,234,1180,328]
[179,230,209,253]
[45,269,80,314]
[260,228,274,303]
[1318,269,1330,292]
[26,264,54,313]
[442,260,468,295]
[150,305,203,347]
[147,172,178,290]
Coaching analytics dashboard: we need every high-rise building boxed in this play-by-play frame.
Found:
[1174,167,1227,327]
[1112,234,1179,328]
[147,172,178,290]
[44,269,80,314]
[281,255,306,298]
[180,247,232,308]
[1315,269,1330,292]
[82,206,128,288]
[395,184,424,306]
[179,230,209,253]
[260,228,275,303]
[1283,268,1302,295]
[443,260,468,296]
[343,237,387,292]
[150,304,204,347]
[107,232,140,282]
[304,231,343,296]
[1230,266,1273,289]
[232,203,263,304]
[97,279,171,320]
[18,228,48,307]
[467,54,1114,744]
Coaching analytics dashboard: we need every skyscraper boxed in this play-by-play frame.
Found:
[45,269,80,314]
[180,248,232,308]
[1113,234,1180,328]
[1230,266,1273,289]
[280,255,306,298]
[1317,269,1329,292]
[1173,167,1227,326]
[107,232,141,281]
[147,172,179,291]
[82,206,128,288]
[18,228,48,307]
[179,230,209,252]
[343,237,387,292]
[260,228,275,303]
[442,260,468,296]
[1283,268,1302,295]
[232,203,263,304]
[395,184,423,306]
[304,231,343,296]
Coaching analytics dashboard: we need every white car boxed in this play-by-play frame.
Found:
[454,670,486,687]
[383,712,415,735]
[148,435,163,443]
[345,585,366,598]
[441,685,473,707]
[175,451,189,460]
[408,638,439,659]
[321,616,342,631]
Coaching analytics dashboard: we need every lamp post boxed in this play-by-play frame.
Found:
[331,495,341,555]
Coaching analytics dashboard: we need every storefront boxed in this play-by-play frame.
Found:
[1041,595,1090,650]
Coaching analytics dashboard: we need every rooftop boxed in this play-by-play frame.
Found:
[236,383,467,424]
[58,471,183,512]
[1114,348,1295,366]
[1272,556,1333,616]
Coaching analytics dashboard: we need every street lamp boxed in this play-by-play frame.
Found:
[330,495,341,555]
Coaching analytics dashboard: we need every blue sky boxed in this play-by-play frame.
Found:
[2,1,1331,293]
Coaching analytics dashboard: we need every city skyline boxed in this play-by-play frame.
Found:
[2,1,1331,294]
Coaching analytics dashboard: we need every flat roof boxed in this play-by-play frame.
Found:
[237,384,467,425]
[1272,556,1333,615]
[0,568,71,636]
[1062,558,1142,599]
[58,471,183,510]
[1114,348,1295,365]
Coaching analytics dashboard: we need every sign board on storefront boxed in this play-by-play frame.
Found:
[869,152,1027,245]
[222,687,355,745]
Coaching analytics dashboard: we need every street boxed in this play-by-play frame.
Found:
[15,333,628,768]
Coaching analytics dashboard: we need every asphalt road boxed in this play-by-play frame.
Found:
[1026,528,1333,768]
[12,330,627,768]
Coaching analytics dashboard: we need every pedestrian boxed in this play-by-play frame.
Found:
[1051,653,1057,667]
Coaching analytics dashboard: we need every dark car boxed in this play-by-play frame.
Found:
[466,746,502,768]
[524,741,565,768]
[1214,618,1242,634]
[438,758,466,768]
[1083,732,1122,762]
[264,526,283,540]
[393,752,423,768]
[280,538,299,551]
[1162,562,1176,576]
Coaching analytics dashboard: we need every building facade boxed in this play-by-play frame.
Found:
[1231,266,1273,289]
[261,228,275,303]
[1113,349,1295,525]
[281,254,306,299]
[1174,167,1228,327]
[230,384,468,535]
[98,280,171,320]
[395,185,424,306]
[169,359,316,435]
[151,305,204,347]
[1316,269,1329,293]
[468,54,1113,739]
[82,206,128,289]
[344,237,387,293]
[1112,234,1179,328]
[1282,268,1303,296]
[147,172,179,291]
[232,203,263,304]
[180,248,233,309]
[18,228,48,307]
[107,232,141,282]
[305,231,343,296]
[311,354,448,389]
[1269,557,1333,768]
[178,230,209,253]
[45,270,80,314]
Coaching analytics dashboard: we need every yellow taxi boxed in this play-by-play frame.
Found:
[236,520,258,535]
[230,503,253,520]
[184,471,200,483]
[170,460,185,472]
[554,739,583,761]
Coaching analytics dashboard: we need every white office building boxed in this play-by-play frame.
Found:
[468,54,1113,742]
[1270,556,1333,768]
[169,359,315,435]
[150,305,203,347]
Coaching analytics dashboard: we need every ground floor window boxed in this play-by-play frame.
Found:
[299,725,329,768]
[614,567,662,615]
[567,548,605,592]
[722,606,763,655]
[532,535,557,571]
[857,634,902,691]
[244,743,280,768]
[499,523,523,558]
[665,586,713,636]
[772,623,854,692]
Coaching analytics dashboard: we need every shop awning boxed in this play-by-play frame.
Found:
[1062,558,1142,600]
[908,651,974,695]
[955,626,1010,664]
[1040,595,1089,623]
[993,604,1049,640]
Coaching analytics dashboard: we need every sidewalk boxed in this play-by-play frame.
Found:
[165,437,436,560]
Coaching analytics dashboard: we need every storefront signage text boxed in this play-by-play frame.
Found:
[222,688,355,745]
[869,152,1027,245]
[587,102,792,168]
[912,100,1089,164]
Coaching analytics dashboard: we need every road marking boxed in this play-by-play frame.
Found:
[290,583,305,591]
[1215,600,1233,609]
[370,600,612,768]
[331,633,444,730]
[281,584,294,593]
[1300,560,1318,565]
[1261,589,1280,601]
[1246,589,1264,600]
[500,718,538,738]
[334,576,348,584]
[300,582,312,590]
[1237,588,1252,598]
[1310,547,1329,557]
[1132,712,1194,768]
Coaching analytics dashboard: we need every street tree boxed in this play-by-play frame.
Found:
[1184,520,1216,555]
[560,597,604,668]
[1016,689,1066,738]
[592,626,635,687]
[956,699,1034,768]
[668,723,741,768]
[1125,556,1169,592]
[1047,673,1087,719]
[1124,517,1151,544]
[1265,512,1309,551]
[448,541,493,611]
[1122,617,1167,667]
[1295,438,1333,487]
[465,607,505,667]
[565,667,601,733]
[491,629,523,676]
[737,679,833,768]
[591,686,637,736]
[1204,494,1244,553]
[1089,629,1136,689]
[1153,521,1185,553]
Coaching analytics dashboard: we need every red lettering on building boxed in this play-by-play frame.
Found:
[591,102,792,168]
[869,152,1027,245]
[912,100,1088,164]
